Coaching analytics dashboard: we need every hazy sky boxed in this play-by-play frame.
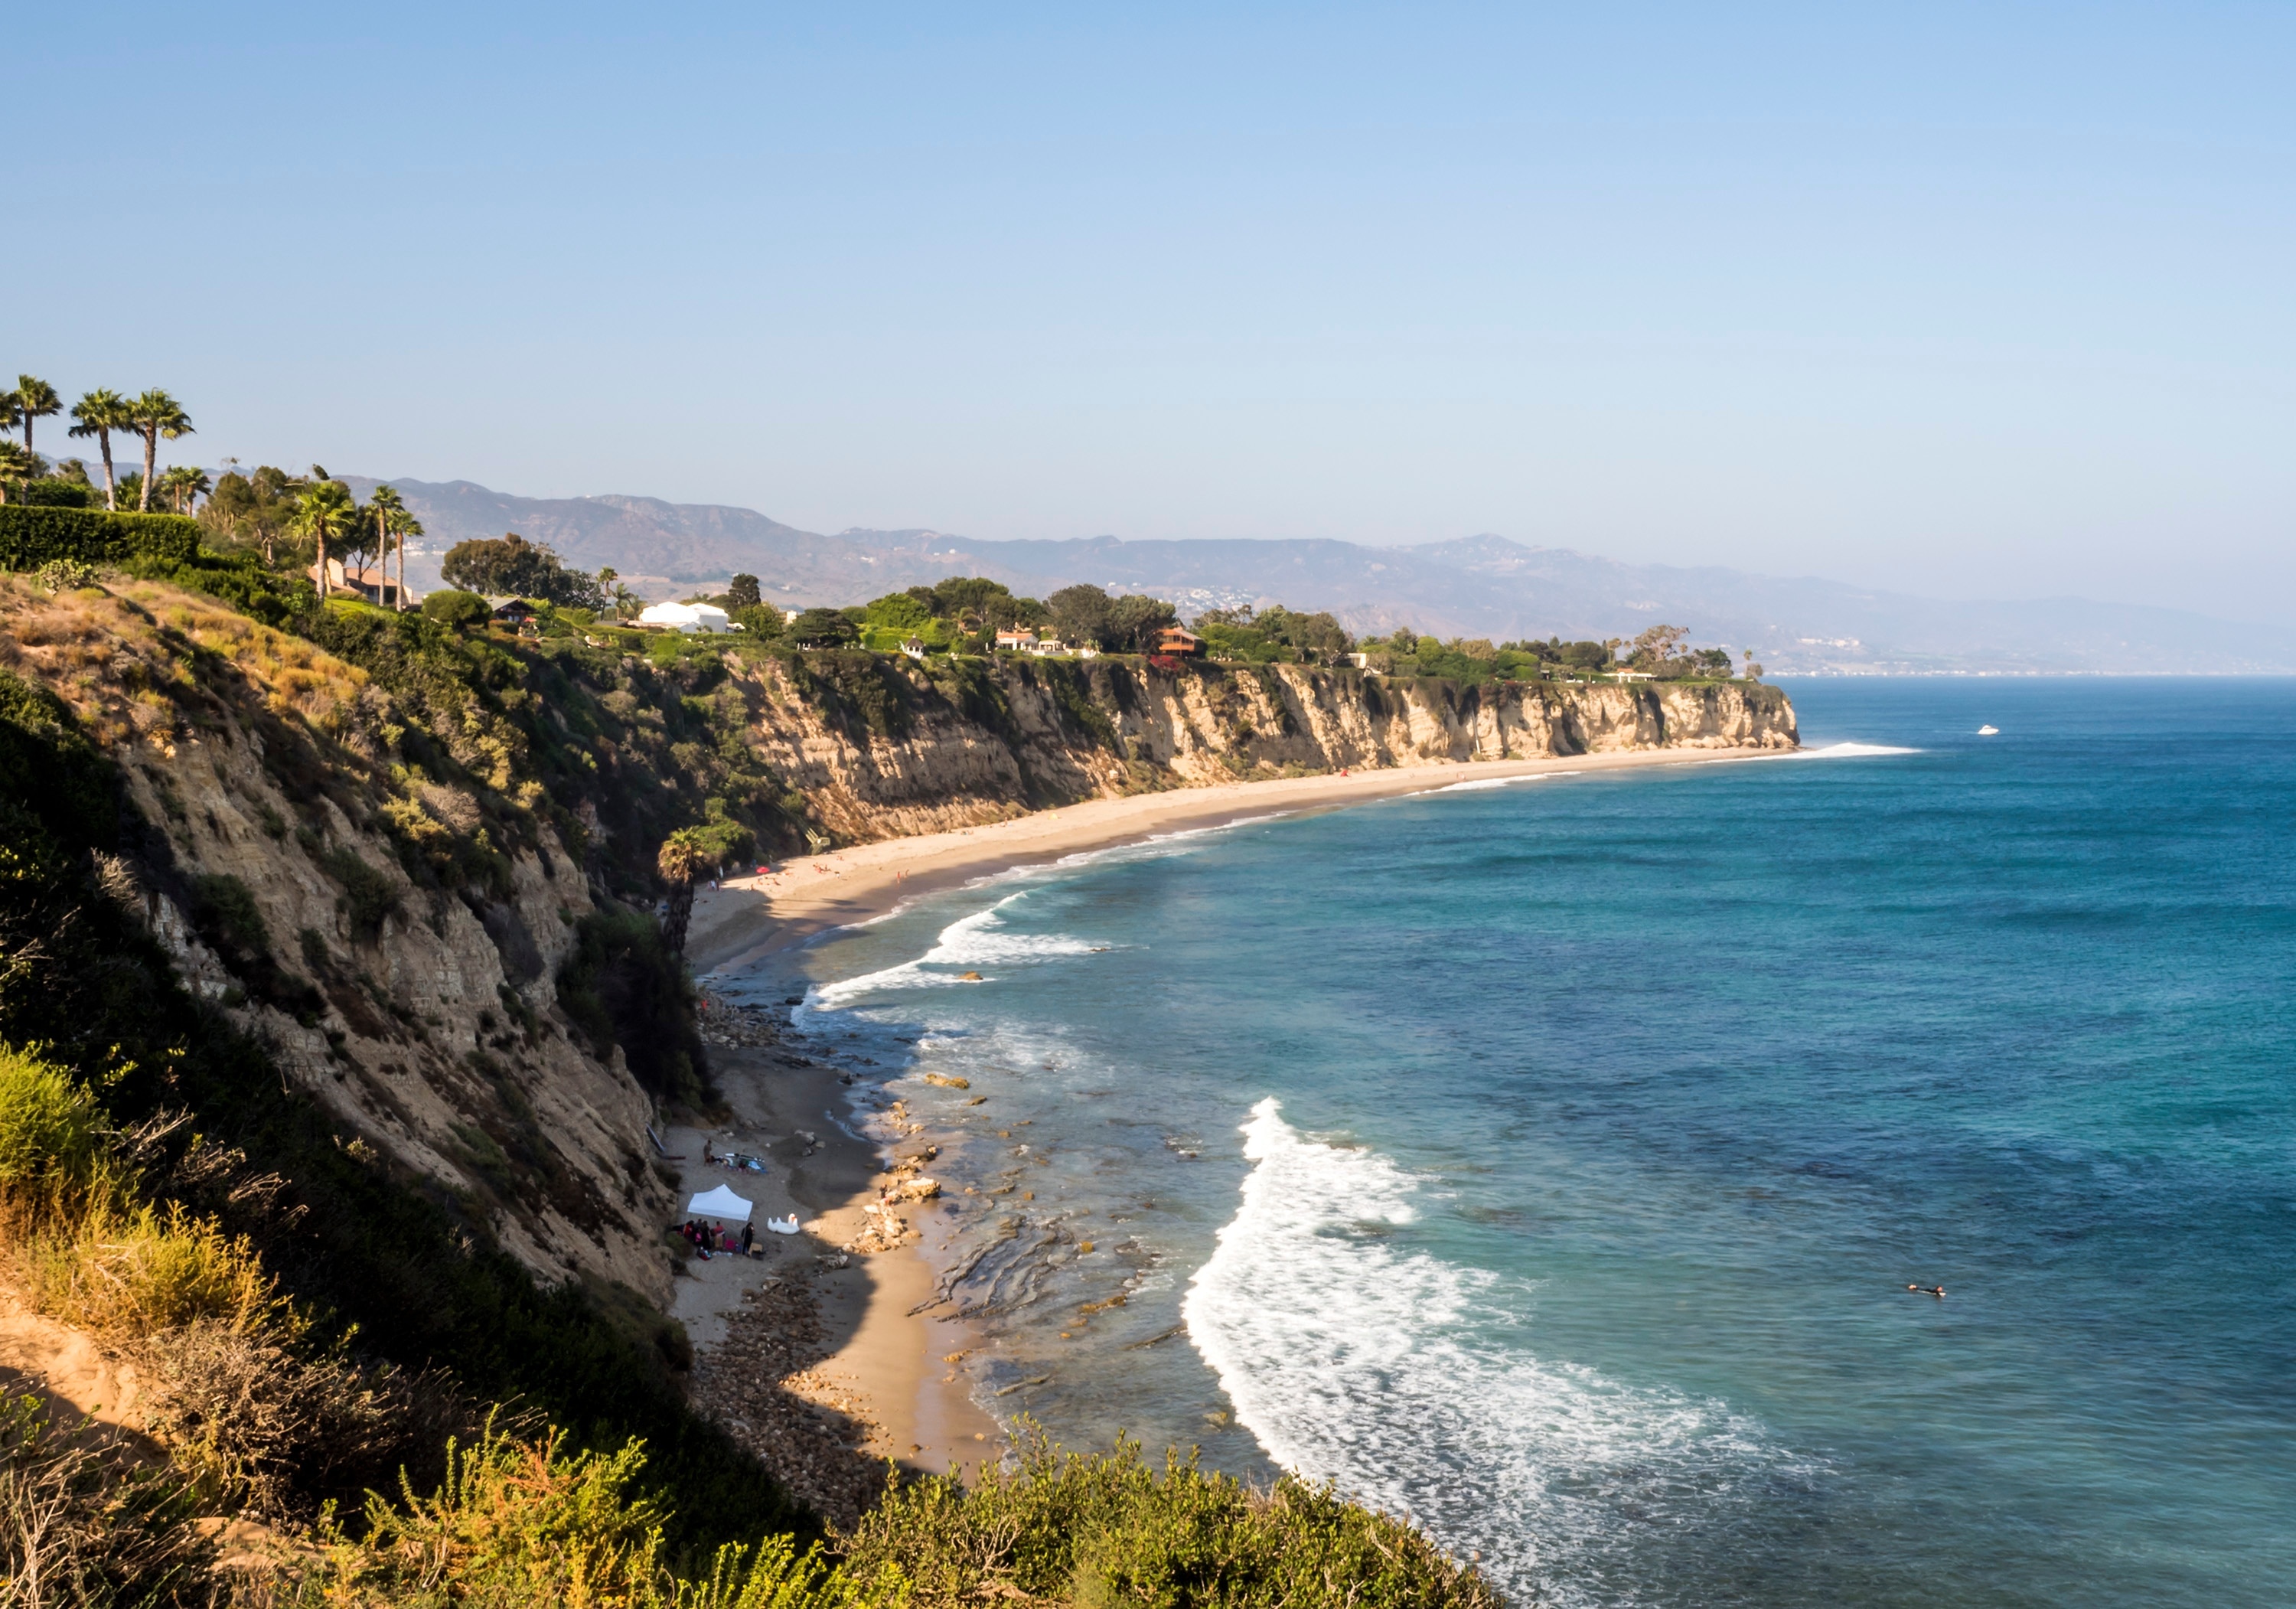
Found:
[17,4,2294,622]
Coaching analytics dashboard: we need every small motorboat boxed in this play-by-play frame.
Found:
[1978,725,1999,736]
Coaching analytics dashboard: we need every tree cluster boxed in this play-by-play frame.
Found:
[0,374,194,513]
[439,532,608,609]
[1195,603,1357,664]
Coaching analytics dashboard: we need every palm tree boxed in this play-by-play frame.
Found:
[0,393,18,449]
[0,442,33,504]
[158,464,212,514]
[289,480,357,599]
[656,831,716,957]
[67,390,133,509]
[12,377,60,455]
[124,390,194,511]
[367,485,422,610]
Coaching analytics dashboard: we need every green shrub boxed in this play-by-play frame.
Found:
[122,546,315,629]
[0,504,200,571]
[189,872,271,961]
[25,1197,283,1337]
[254,1421,892,1608]
[0,1045,108,1222]
[34,556,98,592]
[316,845,403,944]
[843,1429,1500,1609]
[558,906,710,1107]
[422,589,492,629]
[18,478,97,509]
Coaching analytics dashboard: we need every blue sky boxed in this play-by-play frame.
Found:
[15,3,2293,621]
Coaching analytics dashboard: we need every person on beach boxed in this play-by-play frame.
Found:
[740,1221,755,1255]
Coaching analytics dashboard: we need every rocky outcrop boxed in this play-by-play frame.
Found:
[725,656,1798,843]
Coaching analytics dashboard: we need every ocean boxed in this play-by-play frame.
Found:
[725,678,2296,1607]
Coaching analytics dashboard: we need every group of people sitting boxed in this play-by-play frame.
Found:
[681,1218,756,1260]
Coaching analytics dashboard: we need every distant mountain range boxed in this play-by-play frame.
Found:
[338,476,2294,675]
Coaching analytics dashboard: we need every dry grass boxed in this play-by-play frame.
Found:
[0,573,367,749]
[20,1200,282,1340]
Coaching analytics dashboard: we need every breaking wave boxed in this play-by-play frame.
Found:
[1182,1099,1800,1604]
[806,895,1101,1010]
[1796,741,1919,759]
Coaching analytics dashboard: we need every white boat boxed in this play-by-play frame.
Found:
[1978,725,1999,736]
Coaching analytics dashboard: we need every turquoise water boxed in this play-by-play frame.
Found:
[740,680,2296,1607]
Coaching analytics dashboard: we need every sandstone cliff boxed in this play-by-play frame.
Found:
[717,654,1799,842]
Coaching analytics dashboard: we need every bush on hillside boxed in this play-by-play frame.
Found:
[0,1045,109,1225]
[422,588,492,629]
[843,1429,1501,1608]
[0,504,200,571]
[557,906,711,1108]
[249,1421,894,1608]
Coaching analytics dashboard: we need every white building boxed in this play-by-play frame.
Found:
[638,601,735,634]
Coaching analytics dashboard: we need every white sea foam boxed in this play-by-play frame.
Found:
[807,895,1101,1010]
[1796,740,1919,759]
[1433,774,1549,794]
[1183,1100,1795,1604]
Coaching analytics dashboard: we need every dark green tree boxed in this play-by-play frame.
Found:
[439,533,602,608]
[787,608,858,646]
[725,573,762,609]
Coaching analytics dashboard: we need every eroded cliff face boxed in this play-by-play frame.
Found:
[0,576,673,1303]
[721,656,1799,843]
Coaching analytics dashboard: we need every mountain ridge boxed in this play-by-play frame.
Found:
[339,476,2294,674]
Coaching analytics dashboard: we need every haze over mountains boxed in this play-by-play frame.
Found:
[341,477,2294,676]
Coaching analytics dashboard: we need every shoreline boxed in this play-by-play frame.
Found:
[688,744,1793,975]
[680,743,1792,1495]
[664,1014,1002,1523]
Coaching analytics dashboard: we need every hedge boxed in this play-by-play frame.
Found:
[0,505,201,570]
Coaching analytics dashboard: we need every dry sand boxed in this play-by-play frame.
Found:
[678,744,1790,1496]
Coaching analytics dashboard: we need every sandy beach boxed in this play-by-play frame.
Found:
[678,743,1789,1503]
[687,745,1792,975]
[658,1011,1001,1524]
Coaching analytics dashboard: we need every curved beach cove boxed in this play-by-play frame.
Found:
[736,680,2295,1607]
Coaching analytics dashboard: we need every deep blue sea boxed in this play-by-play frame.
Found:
[726,680,2296,1607]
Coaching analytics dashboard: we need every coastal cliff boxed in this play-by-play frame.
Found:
[715,655,1798,842]
[0,570,1794,1301]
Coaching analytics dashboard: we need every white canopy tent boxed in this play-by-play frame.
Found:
[684,1184,753,1224]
